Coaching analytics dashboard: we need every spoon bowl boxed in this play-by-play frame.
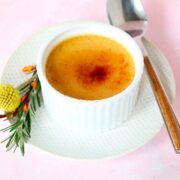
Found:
[107,0,147,37]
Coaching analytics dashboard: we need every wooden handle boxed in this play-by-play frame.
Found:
[144,56,180,153]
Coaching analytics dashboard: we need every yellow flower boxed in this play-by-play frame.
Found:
[0,84,20,112]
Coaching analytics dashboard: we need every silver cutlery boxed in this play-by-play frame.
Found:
[107,0,180,153]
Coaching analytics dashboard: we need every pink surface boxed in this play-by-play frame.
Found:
[0,0,180,179]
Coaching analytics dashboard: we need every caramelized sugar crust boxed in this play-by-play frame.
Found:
[46,35,135,100]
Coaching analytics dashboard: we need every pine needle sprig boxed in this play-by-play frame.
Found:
[0,66,43,155]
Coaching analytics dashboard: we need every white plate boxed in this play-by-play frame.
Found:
[0,23,175,160]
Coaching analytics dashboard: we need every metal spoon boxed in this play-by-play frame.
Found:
[107,0,180,153]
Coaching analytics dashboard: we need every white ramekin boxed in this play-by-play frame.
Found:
[37,21,144,132]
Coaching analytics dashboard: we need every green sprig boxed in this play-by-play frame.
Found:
[0,67,42,155]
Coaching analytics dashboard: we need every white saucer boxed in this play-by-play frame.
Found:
[0,23,175,160]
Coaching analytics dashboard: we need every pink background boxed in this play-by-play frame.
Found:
[0,0,180,179]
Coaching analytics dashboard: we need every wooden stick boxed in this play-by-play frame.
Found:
[144,56,180,153]
[0,114,6,118]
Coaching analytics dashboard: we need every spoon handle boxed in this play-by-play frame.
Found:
[144,56,180,153]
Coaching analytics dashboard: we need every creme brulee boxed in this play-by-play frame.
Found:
[46,34,135,100]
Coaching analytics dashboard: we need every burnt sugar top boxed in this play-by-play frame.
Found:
[46,34,135,100]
